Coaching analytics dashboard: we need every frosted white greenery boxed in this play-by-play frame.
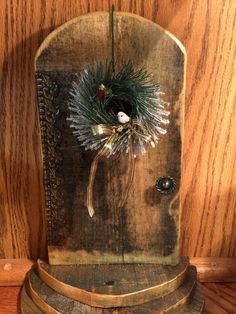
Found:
[67,61,170,157]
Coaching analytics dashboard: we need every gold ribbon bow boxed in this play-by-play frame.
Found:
[87,120,152,217]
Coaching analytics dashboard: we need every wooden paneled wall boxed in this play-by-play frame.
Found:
[0,0,235,260]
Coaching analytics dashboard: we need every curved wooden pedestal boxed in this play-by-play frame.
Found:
[21,257,204,313]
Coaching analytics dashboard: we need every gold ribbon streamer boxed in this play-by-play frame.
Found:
[117,137,135,209]
[87,120,152,217]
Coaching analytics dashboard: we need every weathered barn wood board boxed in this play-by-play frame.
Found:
[0,0,235,260]
[35,12,185,265]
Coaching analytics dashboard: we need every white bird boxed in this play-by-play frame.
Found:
[117,112,130,124]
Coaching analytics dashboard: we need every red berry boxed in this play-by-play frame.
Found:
[97,89,105,101]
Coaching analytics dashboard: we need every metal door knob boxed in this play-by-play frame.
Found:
[156,176,176,194]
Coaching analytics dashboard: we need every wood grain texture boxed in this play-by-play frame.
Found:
[3,283,236,314]
[202,283,236,314]
[0,287,21,314]
[0,0,235,260]
[180,0,236,259]
[191,257,236,282]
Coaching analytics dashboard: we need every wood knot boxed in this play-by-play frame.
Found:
[3,263,12,271]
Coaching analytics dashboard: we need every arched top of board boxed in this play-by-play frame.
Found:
[35,11,186,80]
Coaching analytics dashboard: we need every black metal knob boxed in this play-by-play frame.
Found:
[156,176,176,194]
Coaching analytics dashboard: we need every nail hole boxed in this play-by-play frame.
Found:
[105,280,115,286]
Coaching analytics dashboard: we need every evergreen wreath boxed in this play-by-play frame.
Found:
[67,60,170,157]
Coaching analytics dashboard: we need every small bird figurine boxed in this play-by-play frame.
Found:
[117,112,130,124]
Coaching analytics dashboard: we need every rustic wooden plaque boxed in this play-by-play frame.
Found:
[22,267,205,313]
[35,12,186,265]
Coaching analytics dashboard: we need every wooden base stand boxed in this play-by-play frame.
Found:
[21,257,204,313]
